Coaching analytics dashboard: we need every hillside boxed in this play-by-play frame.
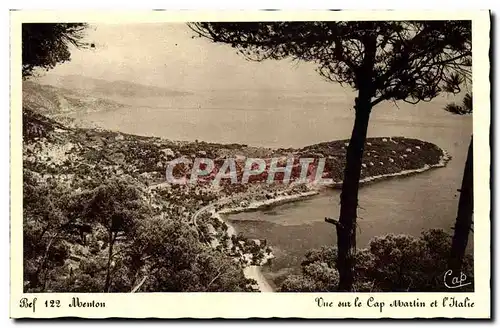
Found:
[22,108,449,293]
[23,80,125,117]
[22,109,269,293]
[23,75,194,120]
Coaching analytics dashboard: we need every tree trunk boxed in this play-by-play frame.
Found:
[104,230,116,292]
[32,232,58,291]
[336,98,373,291]
[335,35,377,292]
[449,136,473,273]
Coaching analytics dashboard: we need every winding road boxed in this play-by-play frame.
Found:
[191,198,274,292]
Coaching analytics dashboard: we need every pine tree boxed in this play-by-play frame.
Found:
[189,21,472,290]
[22,23,89,78]
[445,93,473,274]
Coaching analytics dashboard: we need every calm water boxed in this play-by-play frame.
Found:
[71,90,473,287]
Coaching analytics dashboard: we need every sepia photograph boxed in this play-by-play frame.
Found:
[10,10,491,319]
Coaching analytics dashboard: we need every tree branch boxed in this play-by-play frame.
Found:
[131,276,148,293]
[207,265,225,289]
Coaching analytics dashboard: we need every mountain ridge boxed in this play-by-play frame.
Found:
[35,74,192,98]
[22,80,124,117]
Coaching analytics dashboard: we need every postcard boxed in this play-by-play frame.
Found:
[10,10,491,319]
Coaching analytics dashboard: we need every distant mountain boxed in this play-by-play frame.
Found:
[23,73,194,118]
[35,74,192,98]
[23,80,125,117]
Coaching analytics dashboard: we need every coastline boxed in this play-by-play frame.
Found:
[215,146,451,217]
[211,146,451,292]
[23,110,453,293]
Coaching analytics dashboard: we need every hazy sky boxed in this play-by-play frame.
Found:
[45,23,345,94]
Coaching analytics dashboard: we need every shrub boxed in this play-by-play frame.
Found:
[279,229,473,292]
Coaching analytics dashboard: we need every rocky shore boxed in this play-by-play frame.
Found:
[23,109,450,292]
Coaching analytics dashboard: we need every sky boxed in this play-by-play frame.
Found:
[45,23,345,94]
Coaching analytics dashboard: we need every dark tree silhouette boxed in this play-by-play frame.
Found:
[22,23,88,78]
[445,93,473,115]
[189,21,472,290]
[444,93,473,274]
